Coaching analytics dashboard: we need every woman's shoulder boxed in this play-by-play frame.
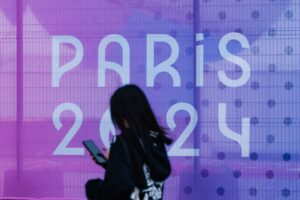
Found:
[110,134,133,154]
[110,134,125,149]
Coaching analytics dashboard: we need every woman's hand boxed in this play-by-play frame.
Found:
[102,148,110,159]
[89,148,109,166]
[89,153,100,166]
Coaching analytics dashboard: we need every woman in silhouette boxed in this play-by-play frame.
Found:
[86,84,172,200]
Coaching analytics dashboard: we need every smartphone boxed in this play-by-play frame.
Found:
[83,140,107,166]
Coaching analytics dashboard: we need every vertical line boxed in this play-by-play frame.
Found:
[16,0,23,186]
[193,0,201,194]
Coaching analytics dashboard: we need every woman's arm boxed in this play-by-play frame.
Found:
[97,137,135,199]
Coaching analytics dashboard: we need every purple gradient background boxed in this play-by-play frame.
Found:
[0,0,299,199]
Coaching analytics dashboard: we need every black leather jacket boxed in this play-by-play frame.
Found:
[97,130,171,200]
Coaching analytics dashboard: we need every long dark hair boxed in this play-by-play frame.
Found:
[110,84,172,145]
